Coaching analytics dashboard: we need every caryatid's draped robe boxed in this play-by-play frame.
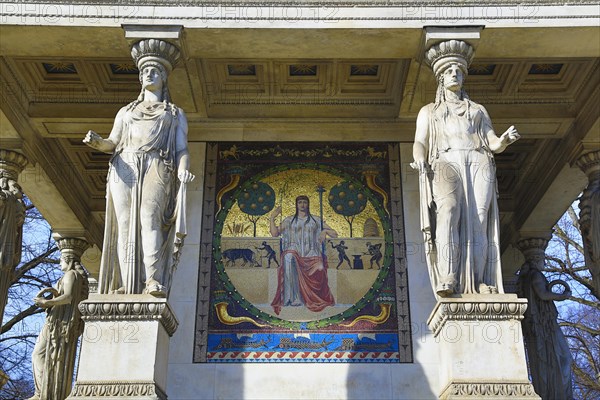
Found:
[98,102,187,294]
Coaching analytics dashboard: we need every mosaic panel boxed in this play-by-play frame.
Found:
[194,142,412,363]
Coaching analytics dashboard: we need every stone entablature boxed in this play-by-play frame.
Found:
[2,0,597,5]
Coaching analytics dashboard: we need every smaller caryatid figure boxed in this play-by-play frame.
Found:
[330,240,351,269]
[30,252,89,400]
[412,40,520,298]
[517,259,573,400]
[269,195,337,315]
[83,39,194,297]
[0,165,26,324]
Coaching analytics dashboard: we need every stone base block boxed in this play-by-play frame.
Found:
[427,294,539,399]
[68,294,178,400]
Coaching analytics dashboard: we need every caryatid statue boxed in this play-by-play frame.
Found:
[412,40,520,298]
[0,150,27,326]
[83,39,194,297]
[30,237,90,400]
[516,237,573,400]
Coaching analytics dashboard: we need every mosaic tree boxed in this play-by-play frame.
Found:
[236,181,276,237]
[328,181,367,237]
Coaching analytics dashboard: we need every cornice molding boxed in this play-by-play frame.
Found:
[427,294,528,337]
[78,295,179,336]
[2,0,597,6]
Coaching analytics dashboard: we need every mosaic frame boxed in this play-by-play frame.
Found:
[194,142,412,363]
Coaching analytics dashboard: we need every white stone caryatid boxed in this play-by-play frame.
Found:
[0,149,28,327]
[83,38,194,298]
[412,39,520,299]
[427,294,539,399]
[30,235,90,400]
[68,294,178,400]
[516,236,573,400]
[576,150,600,296]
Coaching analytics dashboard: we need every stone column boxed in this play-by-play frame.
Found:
[576,150,600,296]
[0,149,28,328]
[68,295,178,400]
[427,294,539,399]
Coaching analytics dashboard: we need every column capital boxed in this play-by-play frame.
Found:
[575,150,600,177]
[53,235,90,261]
[0,149,28,180]
[516,236,551,268]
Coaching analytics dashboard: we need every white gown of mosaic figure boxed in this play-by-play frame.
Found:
[84,40,194,297]
[412,40,520,298]
[270,195,337,315]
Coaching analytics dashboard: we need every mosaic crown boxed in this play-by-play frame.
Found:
[425,40,474,77]
[131,39,181,73]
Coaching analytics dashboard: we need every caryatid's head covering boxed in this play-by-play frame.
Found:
[424,39,474,78]
[131,38,181,76]
[129,39,181,104]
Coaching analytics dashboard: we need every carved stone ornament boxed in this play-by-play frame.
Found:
[440,382,539,398]
[0,149,28,180]
[516,237,550,266]
[56,236,90,260]
[78,295,179,336]
[70,381,166,399]
[427,295,528,337]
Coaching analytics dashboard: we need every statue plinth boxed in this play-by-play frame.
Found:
[427,294,539,399]
[68,294,178,400]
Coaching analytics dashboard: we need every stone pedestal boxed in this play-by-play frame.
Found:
[68,294,178,400]
[427,294,539,399]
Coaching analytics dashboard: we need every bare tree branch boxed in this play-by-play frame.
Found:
[1,304,44,335]
[12,246,58,284]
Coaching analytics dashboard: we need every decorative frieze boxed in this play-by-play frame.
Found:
[70,380,166,399]
[440,381,539,399]
[427,295,528,337]
[78,295,179,337]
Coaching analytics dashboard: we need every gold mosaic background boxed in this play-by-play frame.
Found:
[224,168,382,238]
